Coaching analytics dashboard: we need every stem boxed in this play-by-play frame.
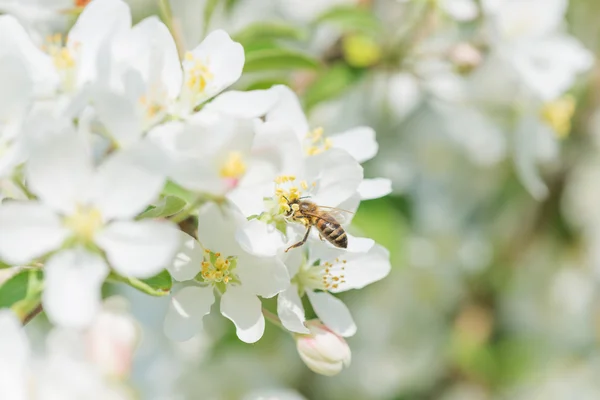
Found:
[12,177,35,200]
[22,304,43,325]
[169,196,205,223]
[158,0,186,59]
[262,308,288,332]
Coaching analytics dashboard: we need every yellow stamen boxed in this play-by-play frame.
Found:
[541,95,576,139]
[219,151,247,179]
[63,205,103,242]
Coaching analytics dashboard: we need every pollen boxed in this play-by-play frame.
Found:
[184,52,214,94]
[139,95,164,120]
[44,34,76,71]
[198,248,238,286]
[63,205,103,242]
[219,151,247,179]
[304,127,333,156]
[541,95,576,139]
[298,257,348,292]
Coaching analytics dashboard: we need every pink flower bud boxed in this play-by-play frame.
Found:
[86,300,138,379]
[295,320,351,376]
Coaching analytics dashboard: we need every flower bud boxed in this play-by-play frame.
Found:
[86,298,139,379]
[294,320,351,376]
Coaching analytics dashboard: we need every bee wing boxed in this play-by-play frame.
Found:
[312,206,354,224]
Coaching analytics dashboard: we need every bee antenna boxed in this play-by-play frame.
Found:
[283,195,289,202]
[299,195,311,200]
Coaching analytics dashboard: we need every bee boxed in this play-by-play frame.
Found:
[284,197,351,252]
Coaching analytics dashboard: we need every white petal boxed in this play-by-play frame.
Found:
[309,149,363,207]
[0,310,29,399]
[357,178,392,200]
[266,85,309,138]
[96,220,180,278]
[307,290,356,337]
[196,203,244,255]
[43,249,109,328]
[330,126,378,163]
[164,286,215,341]
[252,120,305,176]
[0,55,31,121]
[235,220,286,257]
[346,234,375,253]
[237,254,290,298]
[0,309,29,364]
[277,286,309,334]
[92,89,142,147]
[26,128,94,214]
[68,0,132,86]
[330,244,391,293]
[167,231,203,282]
[220,285,265,343]
[0,202,68,264]
[0,15,58,96]
[119,16,182,99]
[92,140,167,220]
[188,29,244,103]
[206,89,279,119]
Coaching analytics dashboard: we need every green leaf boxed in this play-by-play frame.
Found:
[137,196,186,219]
[315,6,382,35]
[109,270,172,297]
[0,269,44,320]
[243,77,290,91]
[162,180,197,204]
[234,22,306,45]
[304,63,361,110]
[244,48,320,72]
[242,40,281,54]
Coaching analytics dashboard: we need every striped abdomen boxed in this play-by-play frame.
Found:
[316,217,347,249]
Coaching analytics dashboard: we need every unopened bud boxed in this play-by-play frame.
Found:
[294,320,351,376]
[450,43,482,74]
[86,298,139,379]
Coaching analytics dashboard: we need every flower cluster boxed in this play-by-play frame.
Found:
[0,0,390,378]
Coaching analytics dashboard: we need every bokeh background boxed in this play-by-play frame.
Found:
[18,0,600,398]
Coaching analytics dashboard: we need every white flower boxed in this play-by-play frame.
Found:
[278,242,390,337]
[484,0,593,101]
[0,126,179,327]
[235,146,368,257]
[0,0,132,95]
[0,308,133,399]
[265,85,392,200]
[294,320,351,376]
[164,203,289,343]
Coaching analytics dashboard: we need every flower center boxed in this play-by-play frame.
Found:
[219,151,247,180]
[297,257,347,292]
[541,95,576,139]
[304,127,332,156]
[44,34,78,92]
[64,205,103,242]
[197,249,238,288]
[184,52,214,95]
[139,95,165,123]
[273,175,315,215]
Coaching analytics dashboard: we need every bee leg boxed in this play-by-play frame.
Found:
[285,226,312,252]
